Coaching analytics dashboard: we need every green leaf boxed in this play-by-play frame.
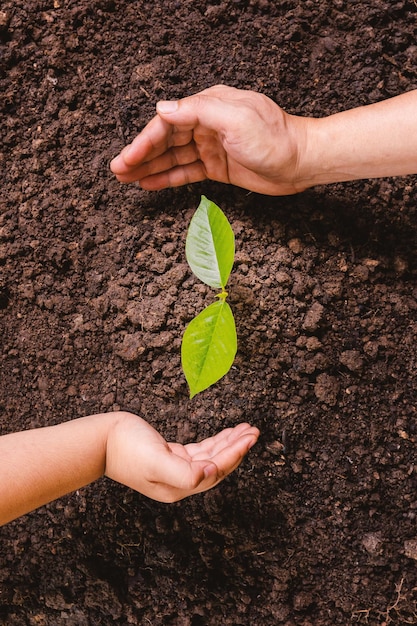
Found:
[185,196,235,289]
[181,300,237,398]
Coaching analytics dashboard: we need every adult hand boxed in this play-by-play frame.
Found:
[110,84,307,195]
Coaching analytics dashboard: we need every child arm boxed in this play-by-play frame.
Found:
[0,412,259,525]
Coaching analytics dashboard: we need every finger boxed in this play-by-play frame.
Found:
[139,161,208,190]
[202,431,259,479]
[143,447,213,494]
[110,115,174,176]
[124,126,196,166]
[155,89,241,136]
[184,423,259,458]
[149,425,258,490]
[110,132,201,185]
[179,429,259,496]
[169,423,259,460]
[146,453,234,502]
[131,143,200,180]
[175,428,259,490]
[111,143,204,184]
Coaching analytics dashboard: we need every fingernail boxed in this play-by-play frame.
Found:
[157,100,179,114]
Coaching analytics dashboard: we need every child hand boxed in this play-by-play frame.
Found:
[110,84,307,195]
[105,413,260,502]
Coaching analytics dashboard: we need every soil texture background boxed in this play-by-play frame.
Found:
[1,1,417,624]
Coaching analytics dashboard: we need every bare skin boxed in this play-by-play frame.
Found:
[0,412,259,525]
[110,84,417,195]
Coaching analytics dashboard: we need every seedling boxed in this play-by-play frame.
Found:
[181,196,237,398]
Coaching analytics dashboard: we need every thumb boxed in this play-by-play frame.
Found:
[156,91,238,133]
[149,449,218,492]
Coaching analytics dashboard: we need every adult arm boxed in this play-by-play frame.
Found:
[300,88,417,188]
[110,85,417,195]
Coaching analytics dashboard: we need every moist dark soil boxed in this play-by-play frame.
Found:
[1,1,417,624]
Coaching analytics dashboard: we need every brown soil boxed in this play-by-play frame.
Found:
[1,1,417,624]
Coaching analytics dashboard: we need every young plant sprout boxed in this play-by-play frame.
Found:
[181,196,237,398]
